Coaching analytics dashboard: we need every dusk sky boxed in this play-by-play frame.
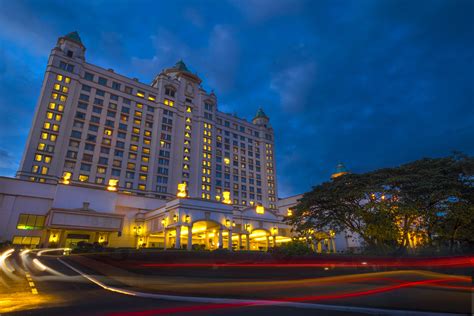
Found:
[0,0,473,197]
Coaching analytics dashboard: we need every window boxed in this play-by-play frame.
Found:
[70,130,82,139]
[59,61,74,72]
[84,72,94,81]
[165,87,176,97]
[17,214,46,230]
[98,77,108,86]
[112,81,121,90]
[12,236,41,247]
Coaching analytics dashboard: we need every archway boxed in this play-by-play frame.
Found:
[249,229,270,251]
[187,220,224,250]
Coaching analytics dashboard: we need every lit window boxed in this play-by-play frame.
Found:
[49,102,56,110]
[224,158,230,165]
[142,148,150,154]
[130,145,138,152]
[56,74,63,81]
[35,154,42,161]
[136,91,145,98]
[43,122,51,129]
[138,184,146,190]
[256,205,265,214]
[41,132,48,140]
[62,86,69,93]
[104,129,112,136]
[60,95,67,102]
[40,166,49,175]
[164,99,174,107]
[16,214,46,230]
[46,112,54,119]
[79,174,89,182]
[148,95,156,101]
[50,134,57,142]
[136,103,143,109]
[37,143,46,150]
[65,77,71,84]
[54,83,61,91]
[186,106,192,113]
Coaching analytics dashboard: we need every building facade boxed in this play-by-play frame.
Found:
[17,32,278,210]
[0,32,349,252]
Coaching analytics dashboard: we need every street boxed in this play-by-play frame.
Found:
[0,249,472,316]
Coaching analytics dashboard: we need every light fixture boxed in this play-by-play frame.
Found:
[107,179,119,191]
[222,191,231,204]
[185,215,190,223]
[177,182,187,198]
[226,219,231,227]
[173,214,178,222]
[256,205,264,214]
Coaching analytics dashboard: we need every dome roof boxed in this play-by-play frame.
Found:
[64,31,83,45]
[331,162,349,179]
[254,107,268,119]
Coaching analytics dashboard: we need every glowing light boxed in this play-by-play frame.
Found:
[107,179,119,191]
[222,191,231,204]
[177,182,187,198]
[256,205,265,214]
[224,158,230,165]
[62,171,71,184]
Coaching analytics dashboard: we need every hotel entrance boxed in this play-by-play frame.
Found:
[65,233,91,248]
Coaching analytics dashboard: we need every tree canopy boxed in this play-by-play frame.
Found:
[286,154,474,253]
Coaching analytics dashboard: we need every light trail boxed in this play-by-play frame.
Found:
[139,255,474,268]
[104,277,468,316]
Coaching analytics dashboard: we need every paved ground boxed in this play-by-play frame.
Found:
[0,249,472,316]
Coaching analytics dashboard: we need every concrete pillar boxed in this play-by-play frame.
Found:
[187,225,193,251]
[213,231,218,249]
[175,226,181,249]
[331,239,337,253]
[218,228,224,249]
[273,235,277,248]
[246,234,250,250]
[238,234,242,250]
[163,229,168,250]
[266,236,270,251]
[317,241,322,253]
[227,229,233,251]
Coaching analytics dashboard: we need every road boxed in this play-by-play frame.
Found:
[0,248,472,316]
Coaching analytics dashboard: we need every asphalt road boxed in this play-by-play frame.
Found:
[0,249,472,316]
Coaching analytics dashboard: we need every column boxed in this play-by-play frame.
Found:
[227,229,233,251]
[213,231,218,249]
[218,228,224,249]
[317,241,322,253]
[272,236,277,248]
[175,226,181,249]
[238,234,242,251]
[187,225,193,251]
[205,231,210,249]
[246,234,250,250]
[331,239,337,253]
[266,236,270,251]
[163,229,169,250]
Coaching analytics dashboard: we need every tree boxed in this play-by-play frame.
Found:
[287,154,474,254]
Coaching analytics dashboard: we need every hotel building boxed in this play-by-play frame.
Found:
[0,32,349,252]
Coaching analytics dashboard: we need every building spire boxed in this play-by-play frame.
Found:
[63,31,83,45]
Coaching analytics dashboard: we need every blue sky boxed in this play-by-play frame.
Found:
[0,0,473,197]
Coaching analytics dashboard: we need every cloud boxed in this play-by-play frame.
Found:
[270,61,316,112]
